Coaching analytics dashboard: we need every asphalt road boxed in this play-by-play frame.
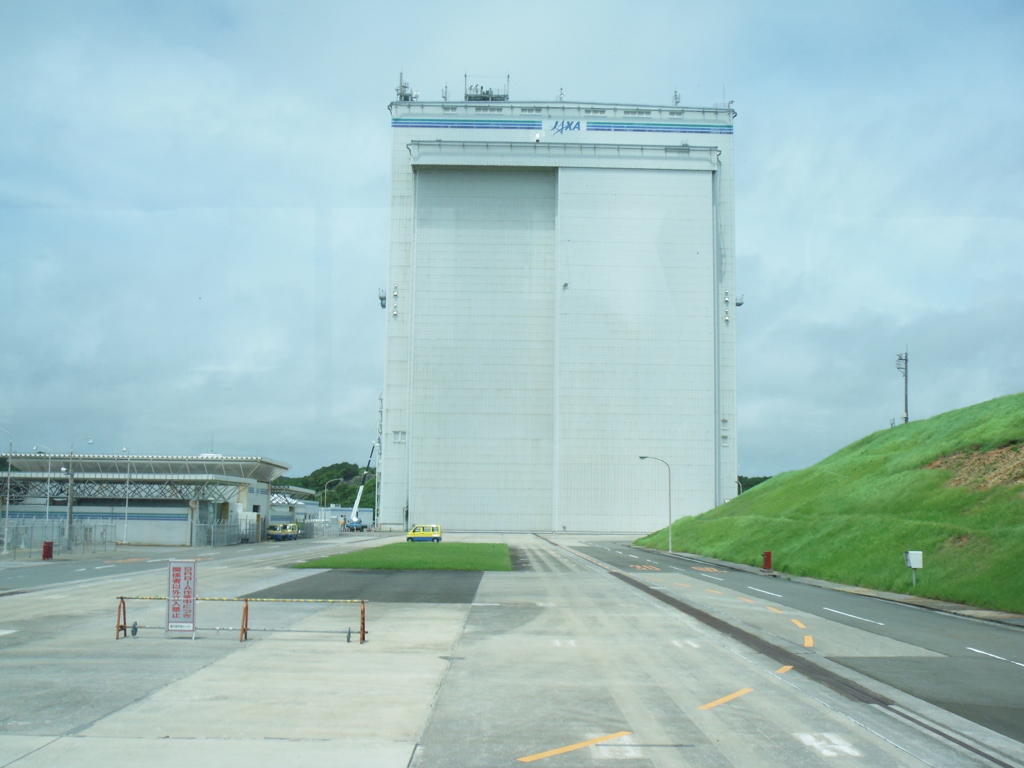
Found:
[574,541,1024,744]
[0,534,385,594]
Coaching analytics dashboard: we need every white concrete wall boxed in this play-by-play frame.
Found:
[555,167,717,531]
[407,168,556,529]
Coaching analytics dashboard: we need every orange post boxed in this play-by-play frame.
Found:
[115,598,128,639]
[239,599,249,642]
[359,600,366,644]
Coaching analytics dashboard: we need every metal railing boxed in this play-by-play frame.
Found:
[115,595,367,643]
[0,516,118,559]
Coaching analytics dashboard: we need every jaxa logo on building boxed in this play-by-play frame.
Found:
[551,120,582,135]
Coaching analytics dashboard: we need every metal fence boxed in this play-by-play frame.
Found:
[0,516,118,559]
[300,520,338,539]
[192,522,241,547]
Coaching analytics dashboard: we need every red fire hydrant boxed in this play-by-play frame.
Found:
[42,541,54,560]
[762,550,772,570]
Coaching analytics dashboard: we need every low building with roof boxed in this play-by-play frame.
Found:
[3,453,307,545]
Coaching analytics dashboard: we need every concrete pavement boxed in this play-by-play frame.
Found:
[0,533,1020,767]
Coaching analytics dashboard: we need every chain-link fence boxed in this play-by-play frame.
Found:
[0,516,118,559]
[300,519,338,539]
[192,522,241,547]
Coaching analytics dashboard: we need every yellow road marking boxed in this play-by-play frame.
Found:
[804,635,814,647]
[675,582,691,587]
[767,606,784,614]
[699,688,754,710]
[791,619,806,629]
[776,665,793,674]
[516,731,632,762]
[737,597,756,603]
[706,589,724,594]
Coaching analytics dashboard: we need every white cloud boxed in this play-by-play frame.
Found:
[2,0,1022,476]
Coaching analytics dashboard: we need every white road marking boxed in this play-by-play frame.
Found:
[748,586,782,597]
[968,647,1007,661]
[685,640,700,648]
[670,566,685,571]
[796,733,861,757]
[147,558,169,563]
[94,565,115,569]
[593,732,641,759]
[672,640,682,647]
[239,548,254,552]
[42,595,66,599]
[823,607,884,625]
[0,630,17,636]
[628,554,639,558]
[700,574,724,581]
[472,602,501,606]
[75,568,87,572]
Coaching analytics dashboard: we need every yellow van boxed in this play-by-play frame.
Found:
[267,523,299,541]
[406,524,442,543]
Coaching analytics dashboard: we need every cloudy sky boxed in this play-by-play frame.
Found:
[2,1,1022,477]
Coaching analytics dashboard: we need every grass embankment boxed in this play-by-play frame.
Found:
[296,542,511,572]
[636,392,1024,613]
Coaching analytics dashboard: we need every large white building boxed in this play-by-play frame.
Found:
[379,86,737,533]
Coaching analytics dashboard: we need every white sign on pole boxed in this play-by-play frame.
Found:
[167,560,197,632]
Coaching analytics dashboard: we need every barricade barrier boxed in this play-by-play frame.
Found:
[115,596,367,643]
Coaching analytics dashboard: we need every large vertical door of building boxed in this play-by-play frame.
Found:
[556,167,717,532]
[410,167,557,529]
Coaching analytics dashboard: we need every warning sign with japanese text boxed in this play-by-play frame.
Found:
[167,560,197,632]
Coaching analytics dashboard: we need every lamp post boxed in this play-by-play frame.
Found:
[33,446,52,523]
[121,447,131,544]
[640,455,673,553]
[66,437,93,538]
[1,426,12,556]
[322,477,347,512]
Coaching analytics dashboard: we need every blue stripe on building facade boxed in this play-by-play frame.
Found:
[12,511,190,521]
[391,119,731,135]
[587,122,733,134]
[392,119,543,130]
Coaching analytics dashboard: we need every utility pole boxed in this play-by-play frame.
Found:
[896,348,909,424]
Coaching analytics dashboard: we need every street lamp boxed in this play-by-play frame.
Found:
[121,447,131,544]
[640,455,673,553]
[66,437,93,538]
[33,446,52,523]
[1,426,12,556]
[322,477,346,509]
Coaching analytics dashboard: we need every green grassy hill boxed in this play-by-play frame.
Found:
[636,393,1024,613]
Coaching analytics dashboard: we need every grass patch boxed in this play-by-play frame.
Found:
[636,392,1024,613]
[296,542,511,572]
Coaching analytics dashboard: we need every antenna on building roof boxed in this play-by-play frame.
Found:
[463,72,509,101]
[441,83,448,101]
[673,90,680,106]
[396,72,415,102]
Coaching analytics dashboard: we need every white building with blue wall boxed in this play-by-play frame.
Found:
[379,87,737,533]
[5,454,289,545]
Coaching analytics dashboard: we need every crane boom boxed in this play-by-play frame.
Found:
[348,443,377,528]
